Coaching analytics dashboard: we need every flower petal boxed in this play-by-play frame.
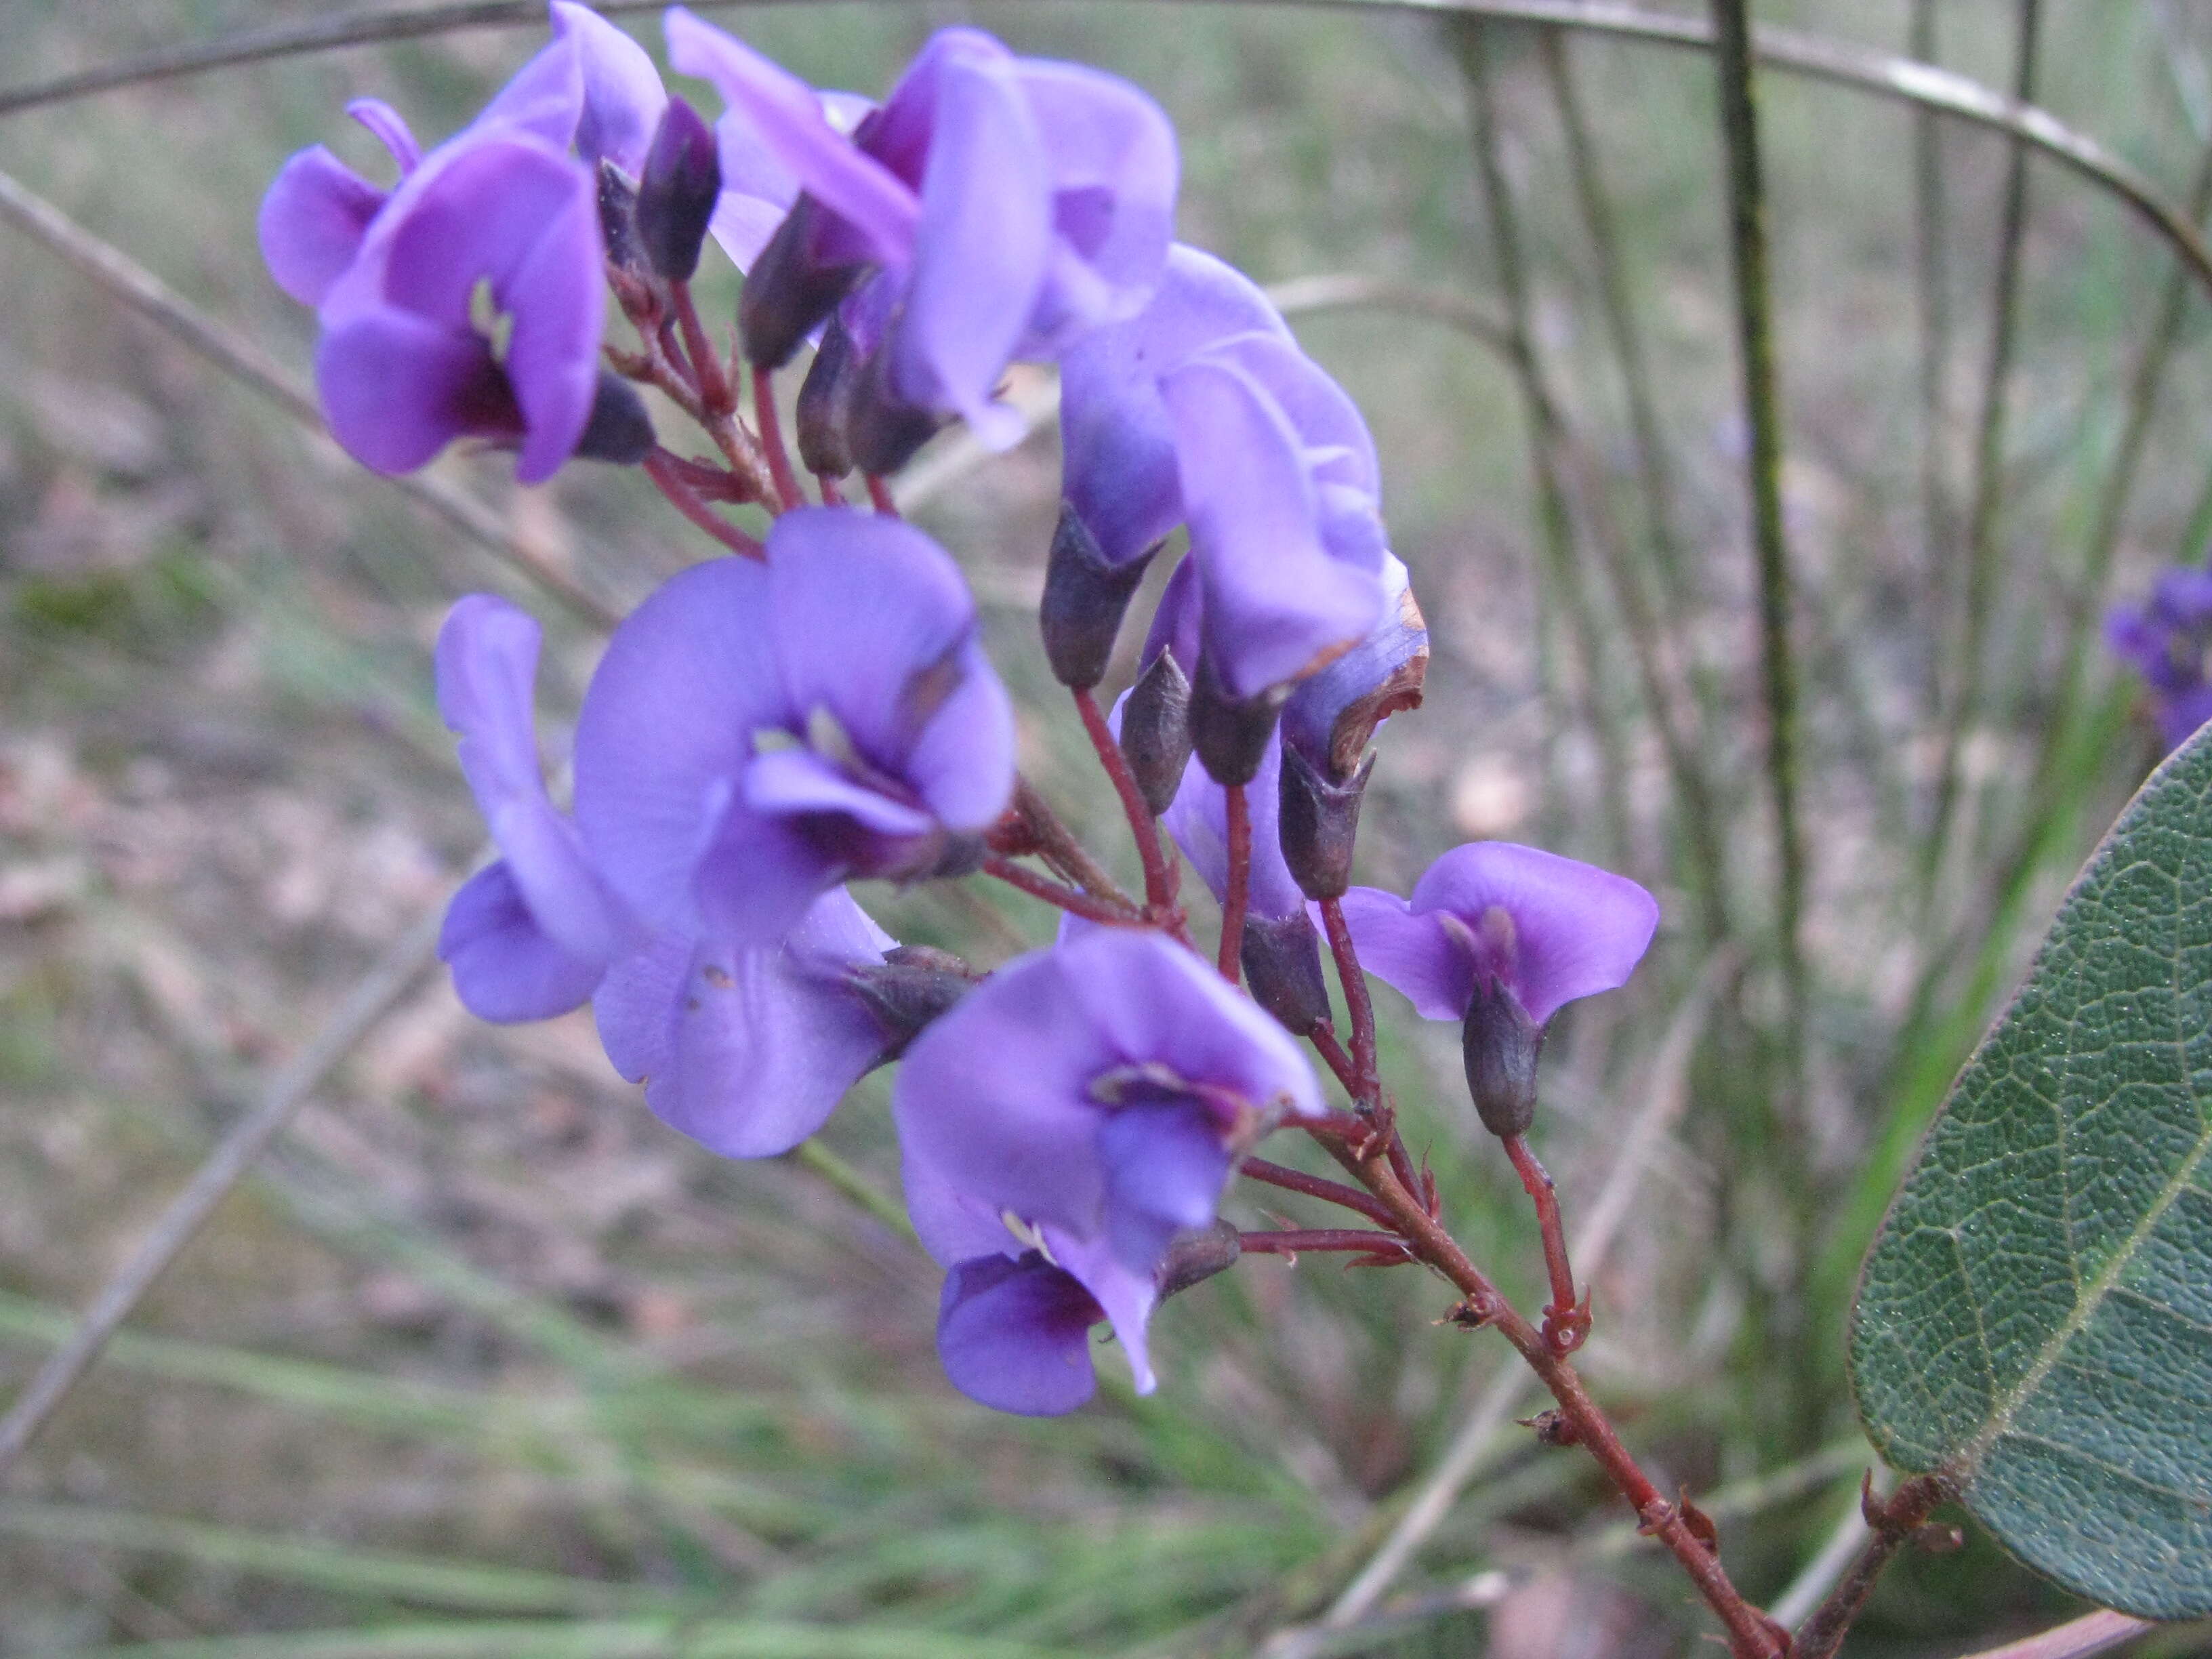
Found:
[892,47,1051,448]
[1095,1100,1232,1273]
[935,1252,1102,1416]
[346,98,422,174]
[259,147,387,307]
[314,306,510,476]
[1161,726,1305,921]
[550,0,668,173]
[1408,842,1660,1025]
[664,7,918,263]
[470,28,585,148]
[441,861,604,1021]
[1045,1226,1160,1395]
[741,747,936,838]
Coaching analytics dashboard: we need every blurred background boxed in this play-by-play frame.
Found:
[5,1,2212,1653]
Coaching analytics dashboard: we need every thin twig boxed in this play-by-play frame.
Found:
[1239,1229,1415,1261]
[1924,0,2042,898]
[7,1,2209,306]
[981,855,1143,926]
[1219,783,1252,983]
[0,165,619,630]
[1708,0,1807,1116]
[1765,1466,1889,1629]
[1794,1474,1948,1659]
[1073,687,1181,928]
[1910,0,1956,719]
[0,893,448,1481]
[1313,954,1727,1636]
[1455,17,1635,868]
[750,364,805,512]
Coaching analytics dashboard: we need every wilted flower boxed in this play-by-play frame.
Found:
[571,508,1015,946]
[895,928,1321,1412]
[1340,843,1657,1136]
[259,3,667,481]
[664,9,1177,467]
[2106,567,2212,753]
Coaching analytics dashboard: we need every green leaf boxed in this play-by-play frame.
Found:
[1851,725,2212,1618]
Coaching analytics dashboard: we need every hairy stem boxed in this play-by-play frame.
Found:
[1794,1475,1950,1659]
[1238,1229,1416,1261]
[1501,1133,1583,1351]
[1073,687,1184,934]
[750,364,805,512]
[642,449,765,558]
[1240,1157,1401,1229]
[981,856,1142,926]
[1219,783,1252,983]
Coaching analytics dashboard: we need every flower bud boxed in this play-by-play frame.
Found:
[1278,743,1370,901]
[573,370,656,465]
[1119,649,1193,817]
[1281,558,1428,784]
[739,196,863,369]
[634,96,721,282]
[596,159,643,275]
[844,330,947,478]
[795,313,858,478]
[1040,506,1158,691]
[1240,909,1332,1034]
[1460,977,1541,1139]
[1190,653,1286,788]
[1155,1218,1242,1301]
[847,945,983,1060]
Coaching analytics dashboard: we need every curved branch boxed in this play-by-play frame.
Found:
[3,0,2207,295]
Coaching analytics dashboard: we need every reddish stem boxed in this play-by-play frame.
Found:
[1307,1024,1359,1095]
[981,855,1140,926]
[642,449,765,558]
[817,472,847,507]
[1218,782,1252,983]
[750,365,804,512]
[1239,1156,1399,1228]
[655,450,758,504]
[668,281,733,416]
[865,473,899,516]
[1319,897,1379,1107]
[1240,1229,1414,1262]
[1502,1133,1586,1354]
[1072,687,1185,936]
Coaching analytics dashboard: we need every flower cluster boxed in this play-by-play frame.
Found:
[264,5,1660,1416]
[2107,565,2212,753]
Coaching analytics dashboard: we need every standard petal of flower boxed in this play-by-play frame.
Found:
[315,307,510,475]
[893,947,1119,1240]
[663,7,918,262]
[936,1253,1103,1416]
[574,558,789,934]
[550,0,668,173]
[1067,929,1323,1122]
[1013,58,1179,343]
[1408,842,1660,1026]
[893,49,1052,449]
[259,148,388,307]
[902,1141,1019,1268]
[441,861,605,1022]
[1162,354,1386,699]
[1335,886,1470,1021]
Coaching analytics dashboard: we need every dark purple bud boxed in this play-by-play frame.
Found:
[596,159,643,274]
[1041,504,1158,690]
[844,327,948,477]
[634,96,722,282]
[1277,743,1371,901]
[740,195,865,369]
[1155,1218,1241,1301]
[1119,648,1193,817]
[1461,977,1541,1139]
[1239,909,1331,1034]
[573,370,657,465]
[1190,653,1286,788]
[847,944,983,1059]
[795,312,859,478]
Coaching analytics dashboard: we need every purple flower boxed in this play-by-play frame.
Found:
[1281,552,1428,785]
[1162,726,1303,924]
[664,10,1177,451]
[571,508,1015,946]
[1340,843,1658,1028]
[258,3,665,482]
[434,594,628,1022]
[2107,566,2212,752]
[893,928,1321,1410]
[593,890,897,1158]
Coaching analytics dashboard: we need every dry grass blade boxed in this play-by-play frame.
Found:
[1288,953,1733,1644]
[1947,1610,2158,1659]
[0,893,449,1482]
[0,166,619,630]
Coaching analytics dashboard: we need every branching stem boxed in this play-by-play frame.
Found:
[1073,687,1184,937]
[980,856,1141,926]
[750,364,805,512]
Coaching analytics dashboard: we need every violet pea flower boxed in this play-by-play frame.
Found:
[258,3,665,482]
[1339,843,1658,1137]
[892,927,1322,1397]
[664,9,1177,453]
[2106,567,2212,753]
[571,508,1015,947]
